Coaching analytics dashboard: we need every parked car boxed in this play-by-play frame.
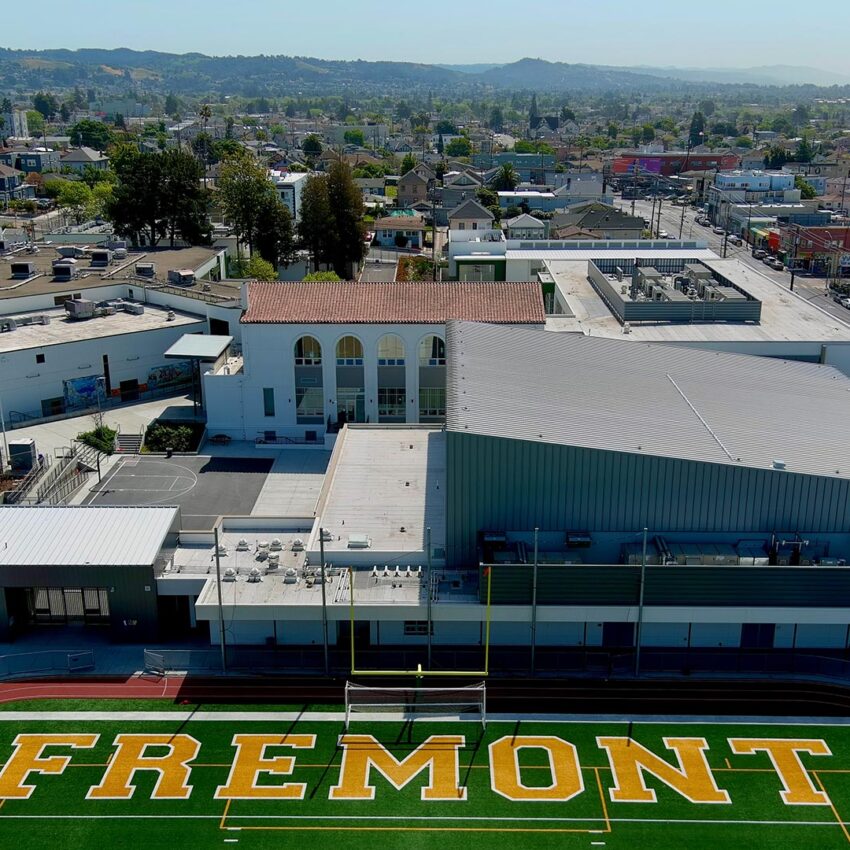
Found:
[768,258,785,271]
[841,297,850,310]
[728,235,742,246]
[753,249,768,260]
[658,230,669,239]
[698,218,711,227]
[713,226,726,235]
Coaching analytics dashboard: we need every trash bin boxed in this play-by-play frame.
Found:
[166,447,173,458]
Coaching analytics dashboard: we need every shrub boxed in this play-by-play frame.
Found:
[144,422,201,453]
[77,425,117,455]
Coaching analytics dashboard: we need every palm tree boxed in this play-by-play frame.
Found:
[199,103,212,189]
[493,163,519,191]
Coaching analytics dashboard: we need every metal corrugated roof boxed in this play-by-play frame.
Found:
[164,334,233,360]
[0,506,179,567]
[446,321,850,479]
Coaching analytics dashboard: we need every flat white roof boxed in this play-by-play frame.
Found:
[165,334,232,360]
[547,258,850,343]
[0,304,204,353]
[508,248,717,262]
[0,506,178,566]
[317,426,446,555]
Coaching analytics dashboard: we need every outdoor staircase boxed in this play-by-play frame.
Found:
[115,433,143,455]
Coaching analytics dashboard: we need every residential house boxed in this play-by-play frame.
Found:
[448,198,495,231]
[0,147,60,174]
[354,177,386,199]
[373,213,426,249]
[442,170,482,208]
[398,169,431,208]
[1,109,28,139]
[504,213,546,240]
[549,202,644,239]
[60,147,109,173]
[0,165,35,204]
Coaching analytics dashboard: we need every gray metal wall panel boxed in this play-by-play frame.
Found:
[447,432,850,565]
[479,564,850,608]
[0,565,158,640]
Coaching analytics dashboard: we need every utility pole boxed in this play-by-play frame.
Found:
[656,196,663,238]
[530,527,539,675]
[214,527,227,673]
[426,526,433,669]
[634,527,648,677]
[789,226,800,292]
[319,527,329,675]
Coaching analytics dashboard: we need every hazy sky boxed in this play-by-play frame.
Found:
[3,0,849,74]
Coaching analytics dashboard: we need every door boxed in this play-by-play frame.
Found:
[337,390,366,424]
[602,621,635,648]
[119,379,140,402]
[740,623,775,649]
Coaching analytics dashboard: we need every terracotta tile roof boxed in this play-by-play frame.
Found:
[241,281,546,325]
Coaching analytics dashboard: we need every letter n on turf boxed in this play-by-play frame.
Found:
[330,735,466,801]
[0,734,99,799]
[596,737,730,804]
[87,734,200,800]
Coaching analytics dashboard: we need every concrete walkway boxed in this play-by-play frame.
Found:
[3,394,196,460]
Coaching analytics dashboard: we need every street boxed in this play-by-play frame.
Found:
[624,198,849,322]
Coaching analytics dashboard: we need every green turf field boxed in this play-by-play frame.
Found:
[1,704,850,849]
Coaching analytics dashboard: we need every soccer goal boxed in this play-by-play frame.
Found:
[344,681,487,730]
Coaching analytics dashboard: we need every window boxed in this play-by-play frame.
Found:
[294,335,322,365]
[404,620,433,636]
[378,388,406,418]
[336,335,363,365]
[419,387,446,418]
[295,387,324,419]
[35,353,45,364]
[377,334,405,365]
[263,388,275,417]
[419,335,446,366]
[457,222,465,230]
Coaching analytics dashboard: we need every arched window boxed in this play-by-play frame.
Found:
[336,335,364,366]
[419,335,445,366]
[377,334,406,366]
[294,335,322,366]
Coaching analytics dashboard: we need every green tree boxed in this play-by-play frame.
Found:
[70,119,115,150]
[434,119,457,135]
[698,100,716,118]
[164,93,180,115]
[57,181,94,223]
[400,152,416,174]
[254,193,296,269]
[489,107,504,132]
[26,110,44,136]
[445,137,472,157]
[641,124,655,144]
[492,163,519,191]
[302,134,322,157]
[764,145,788,168]
[245,255,276,280]
[795,135,815,163]
[560,105,576,123]
[298,161,364,277]
[218,154,274,257]
[343,128,365,146]
[91,181,114,218]
[795,175,817,199]
[158,148,211,247]
[529,93,539,126]
[792,104,810,128]
[32,91,59,120]
[303,271,342,281]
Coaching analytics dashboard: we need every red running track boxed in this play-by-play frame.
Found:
[0,674,188,704]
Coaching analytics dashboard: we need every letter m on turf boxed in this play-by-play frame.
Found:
[330,734,466,801]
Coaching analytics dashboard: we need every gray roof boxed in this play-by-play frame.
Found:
[448,198,494,221]
[446,320,850,479]
[551,203,643,231]
[61,146,108,163]
[0,506,179,566]
[165,333,232,360]
[505,213,545,228]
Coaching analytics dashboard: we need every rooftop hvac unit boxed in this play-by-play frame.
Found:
[223,568,237,582]
[347,533,372,549]
[0,319,16,333]
[10,261,35,278]
[168,268,195,286]
[258,540,270,550]
[270,538,282,551]
[622,322,631,334]
[283,568,298,584]
[247,567,262,583]
[65,298,95,319]
[124,302,144,315]
[135,263,155,277]
[291,538,304,551]
[166,310,176,321]
[53,264,74,281]
[57,246,85,258]
[89,249,112,267]
[113,247,128,260]
[236,538,249,551]
[320,529,333,542]
[267,553,280,569]
[216,543,227,555]
[9,438,36,472]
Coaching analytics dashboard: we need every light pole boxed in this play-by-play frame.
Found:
[634,527,648,677]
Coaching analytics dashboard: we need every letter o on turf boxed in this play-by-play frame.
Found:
[489,736,584,802]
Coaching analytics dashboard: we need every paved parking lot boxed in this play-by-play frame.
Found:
[84,455,273,529]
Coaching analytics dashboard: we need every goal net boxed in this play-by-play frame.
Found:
[344,681,487,730]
